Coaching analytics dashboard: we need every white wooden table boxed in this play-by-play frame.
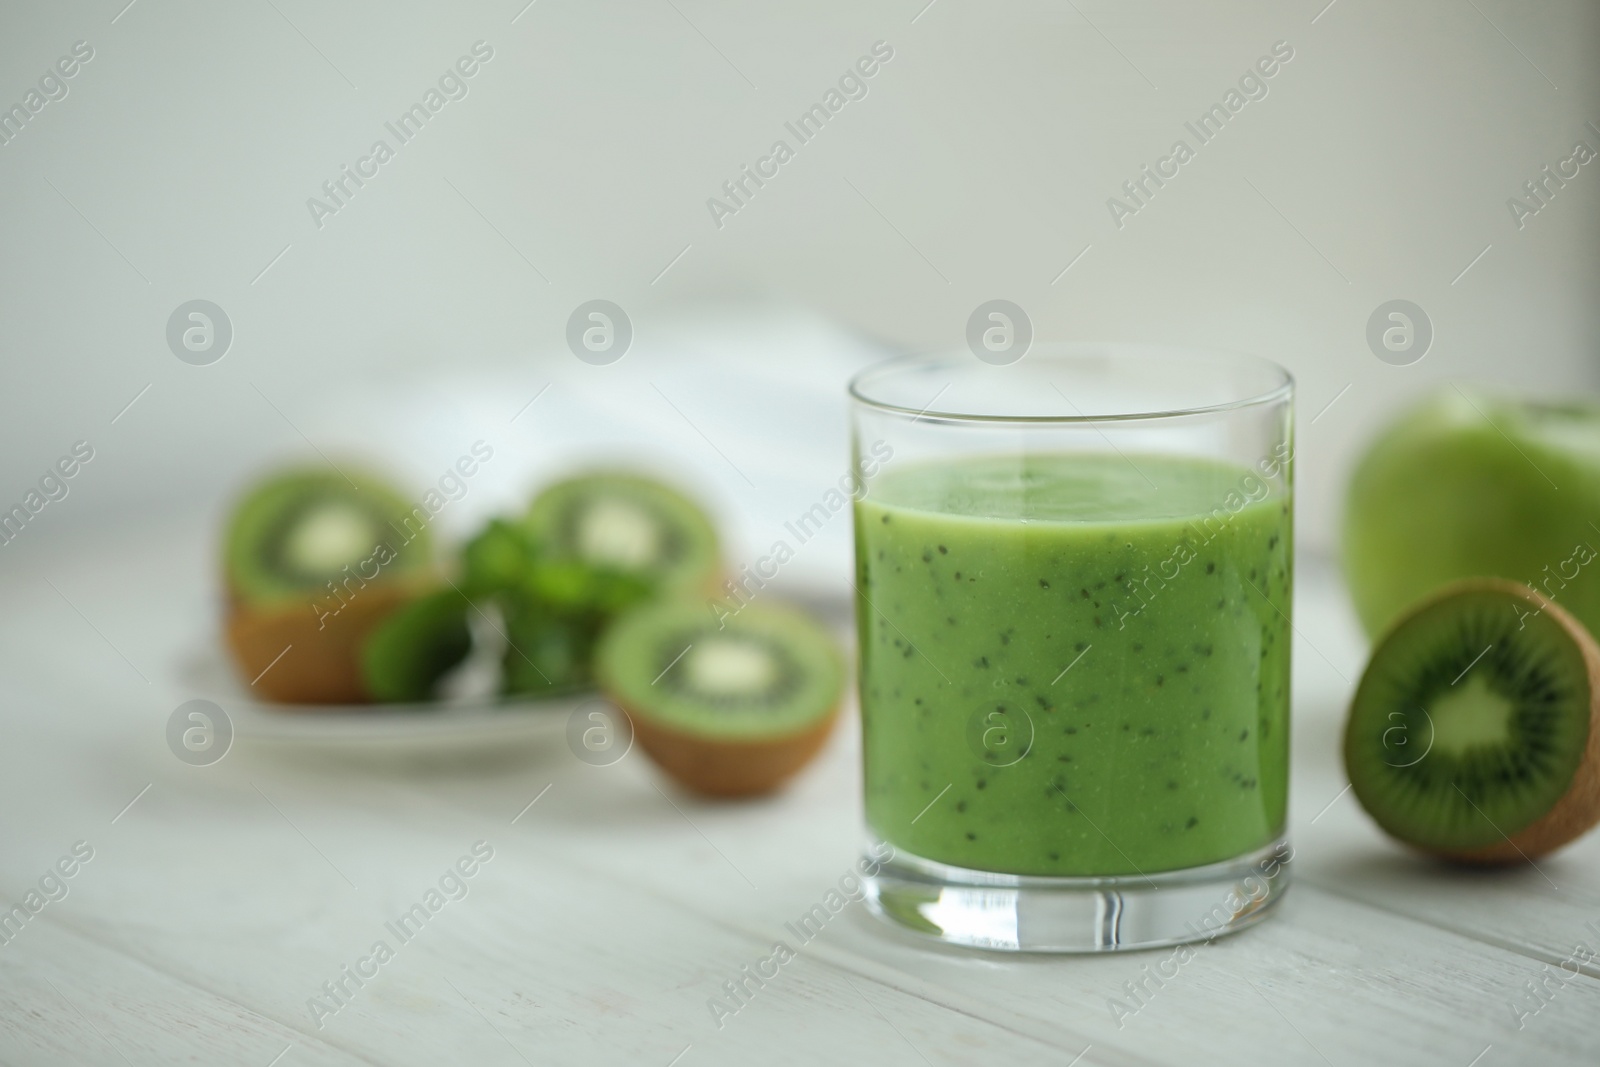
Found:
[3,513,1599,1066]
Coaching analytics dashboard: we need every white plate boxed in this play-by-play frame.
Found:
[176,644,579,756]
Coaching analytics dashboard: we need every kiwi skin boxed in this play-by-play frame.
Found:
[225,583,417,706]
[1345,578,1600,864]
[624,707,840,798]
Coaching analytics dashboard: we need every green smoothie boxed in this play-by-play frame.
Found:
[856,452,1291,877]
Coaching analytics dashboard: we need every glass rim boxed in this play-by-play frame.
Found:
[848,346,1295,424]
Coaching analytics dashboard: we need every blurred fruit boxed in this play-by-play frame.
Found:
[1343,388,1600,639]
[221,464,433,704]
[524,472,720,601]
[226,584,415,705]
[361,589,473,704]
[596,598,844,797]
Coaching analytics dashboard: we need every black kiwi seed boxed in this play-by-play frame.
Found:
[1206,562,1215,574]
[937,545,948,554]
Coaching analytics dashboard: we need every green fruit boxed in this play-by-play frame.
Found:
[525,472,719,602]
[1343,389,1600,639]
[1344,579,1600,862]
[595,599,844,796]
[360,589,473,703]
[225,465,431,607]
[222,465,434,705]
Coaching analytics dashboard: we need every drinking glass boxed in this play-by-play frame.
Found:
[850,345,1294,952]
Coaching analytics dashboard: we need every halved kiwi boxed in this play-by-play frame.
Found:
[222,465,432,704]
[360,589,473,704]
[595,599,844,797]
[225,466,430,607]
[1344,579,1600,863]
[524,472,719,601]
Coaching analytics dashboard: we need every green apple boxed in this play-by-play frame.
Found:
[1343,387,1600,640]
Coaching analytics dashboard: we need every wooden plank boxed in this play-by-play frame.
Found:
[418,765,1600,1066]
[0,921,371,1066]
[13,796,1112,1067]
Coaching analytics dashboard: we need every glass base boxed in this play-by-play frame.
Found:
[864,837,1290,953]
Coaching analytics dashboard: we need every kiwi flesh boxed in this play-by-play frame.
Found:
[225,466,431,607]
[222,465,432,704]
[596,599,844,797]
[524,472,719,602]
[1344,579,1600,863]
[360,589,473,704]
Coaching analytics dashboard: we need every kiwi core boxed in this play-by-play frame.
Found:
[687,638,778,696]
[284,502,377,574]
[577,498,659,569]
[1429,673,1514,756]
